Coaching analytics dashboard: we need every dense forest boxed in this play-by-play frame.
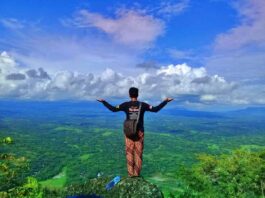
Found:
[0,101,265,197]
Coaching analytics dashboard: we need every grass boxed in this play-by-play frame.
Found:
[146,173,179,197]
[80,153,91,160]
[102,131,113,137]
[54,126,82,133]
[240,144,265,150]
[40,167,67,189]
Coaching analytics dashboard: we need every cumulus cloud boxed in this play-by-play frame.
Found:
[26,68,50,79]
[3,51,263,106]
[191,76,211,84]
[200,94,217,102]
[0,51,17,73]
[70,9,164,47]
[6,73,26,80]
[216,84,265,105]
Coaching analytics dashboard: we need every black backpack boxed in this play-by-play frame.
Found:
[123,102,142,139]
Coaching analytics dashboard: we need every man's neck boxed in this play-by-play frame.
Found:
[131,98,138,101]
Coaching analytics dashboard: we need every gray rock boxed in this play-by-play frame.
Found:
[65,176,164,198]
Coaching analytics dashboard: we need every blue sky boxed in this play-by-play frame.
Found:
[0,0,264,110]
[0,0,238,68]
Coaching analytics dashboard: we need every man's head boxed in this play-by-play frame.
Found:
[129,87,138,98]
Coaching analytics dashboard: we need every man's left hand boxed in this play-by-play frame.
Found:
[164,98,174,102]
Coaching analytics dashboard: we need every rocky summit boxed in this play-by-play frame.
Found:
[45,176,164,198]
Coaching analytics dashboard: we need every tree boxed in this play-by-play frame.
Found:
[177,149,265,198]
[0,136,43,197]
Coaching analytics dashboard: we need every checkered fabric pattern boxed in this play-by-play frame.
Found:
[124,130,144,176]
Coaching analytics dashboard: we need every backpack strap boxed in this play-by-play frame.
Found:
[136,102,142,123]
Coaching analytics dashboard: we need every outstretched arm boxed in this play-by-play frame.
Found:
[97,99,124,112]
[147,97,173,112]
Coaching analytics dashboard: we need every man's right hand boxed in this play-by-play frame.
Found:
[96,99,105,102]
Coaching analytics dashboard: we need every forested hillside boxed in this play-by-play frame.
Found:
[0,101,265,197]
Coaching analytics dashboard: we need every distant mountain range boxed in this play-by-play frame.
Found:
[163,106,265,118]
[0,100,264,119]
[224,107,265,118]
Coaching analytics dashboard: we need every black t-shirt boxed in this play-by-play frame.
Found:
[102,100,168,132]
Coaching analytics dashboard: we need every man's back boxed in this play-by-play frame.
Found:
[102,100,168,132]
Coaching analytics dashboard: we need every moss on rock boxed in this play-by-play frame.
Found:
[44,176,164,198]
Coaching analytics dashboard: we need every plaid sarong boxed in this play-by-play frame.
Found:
[124,130,144,176]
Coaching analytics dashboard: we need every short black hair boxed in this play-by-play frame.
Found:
[129,87,138,98]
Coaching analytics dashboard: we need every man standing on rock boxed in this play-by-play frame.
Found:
[97,87,173,177]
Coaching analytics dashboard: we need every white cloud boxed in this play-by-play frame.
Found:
[168,49,193,60]
[200,94,216,102]
[0,52,17,73]
[158,0,189,16]
[70,9,164,48]
[136,61,159,70]
[157,63,206,77]
[0,30,143,75]
[218,83,265,105]
[205,50,265,81]
[0,18,25,29]
[3,51,263,107]
[206,0,265,81]
[214,0,265,51]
